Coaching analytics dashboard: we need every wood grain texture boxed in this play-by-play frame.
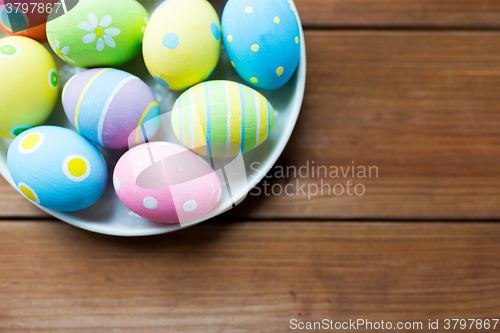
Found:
[3,31,500,220]
[232,31,500,219]
[0,221,499,332]
[1,2,499,332]
[205,0,500,29]
[294,0,500,28]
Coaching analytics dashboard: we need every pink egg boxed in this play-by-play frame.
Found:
[113,142,222,224]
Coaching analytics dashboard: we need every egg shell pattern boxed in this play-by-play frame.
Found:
[0,36,59,138]
[143,0,221,91]
[113,142,222,224]
[222,0,300,91]
[172,80,275,158]
[0,0,56,41]
[62,68,160,150]
[7,126,108,212]
[46,0,149,67]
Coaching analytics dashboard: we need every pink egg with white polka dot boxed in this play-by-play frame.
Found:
[113,142,222,224]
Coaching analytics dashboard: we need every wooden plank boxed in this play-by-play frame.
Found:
[215,0,500,29]
[232,31,500,219]
[293,0,500,28]
[3,31,500,220]
[0,221,499,332]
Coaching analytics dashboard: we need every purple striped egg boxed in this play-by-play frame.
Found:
[62,68,161,150]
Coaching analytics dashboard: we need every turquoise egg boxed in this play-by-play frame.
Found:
[7,126,108,212]
[222,0,301,91]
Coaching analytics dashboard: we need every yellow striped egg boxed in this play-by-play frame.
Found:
[0,36,59,138]
[172,80,275,158]
[143,0,221,91]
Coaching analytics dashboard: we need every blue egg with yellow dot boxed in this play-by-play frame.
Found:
[222,0,301,91]
[7,126,108,212]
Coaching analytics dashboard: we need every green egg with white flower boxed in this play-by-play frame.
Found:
[46,0,149,68]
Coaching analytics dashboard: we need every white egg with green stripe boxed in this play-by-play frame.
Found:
[172,80,275,158]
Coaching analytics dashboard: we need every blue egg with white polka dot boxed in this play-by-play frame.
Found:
[7,126,108,212]
[222,0,301,91]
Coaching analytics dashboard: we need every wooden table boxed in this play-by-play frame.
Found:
[2,1,500,331]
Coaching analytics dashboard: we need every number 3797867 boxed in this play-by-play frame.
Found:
[444,319,499,330]
[4,2,62,14]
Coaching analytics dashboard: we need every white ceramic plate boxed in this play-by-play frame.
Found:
[0,0,306,236]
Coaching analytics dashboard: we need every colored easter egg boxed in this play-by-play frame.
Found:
[113,142,222,224]
[222,0,301,90]
[0,36,58,138]
[0,0,60,41]
[46,0,149,67]
[143,0,221,91]
[62,68,161,150]
[7,126,108,212]
[172,80,275,158]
